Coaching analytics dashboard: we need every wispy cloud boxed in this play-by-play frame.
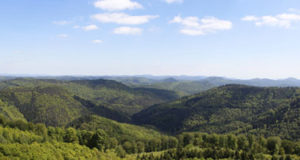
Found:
[170,16,232,36]
[57,34,68,38]
[73,25,81,29]
[92,40,103,44]
[241,16,258,21]
[53,20,71,25]
[113,26,142,35]
[82,25,99,31]
[242,13,300,28]
[165,0,183,4]
[94,0,142,11]
[92,13,158,25]
[288,8,300,13]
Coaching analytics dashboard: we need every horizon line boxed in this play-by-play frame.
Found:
[0,73,299,81]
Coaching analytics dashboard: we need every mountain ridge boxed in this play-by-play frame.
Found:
[133,84,300,140]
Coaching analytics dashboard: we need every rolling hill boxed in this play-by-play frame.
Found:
[0,77,299,159]
[133,84,300,140]
[68,79,179,115]
[0,78,179,116]
[0,99,26,121]
[68,114,163,140]
[0,86,89,126]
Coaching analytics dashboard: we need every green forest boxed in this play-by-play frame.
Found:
[0,78,299,159]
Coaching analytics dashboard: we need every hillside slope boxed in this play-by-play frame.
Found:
[68,79,179,115]
[0,86,89,126]
[0,99,26,121]
[68,115,163,141]
[142,80,216,96]
[0,79,179,115]
[133,85,300,140]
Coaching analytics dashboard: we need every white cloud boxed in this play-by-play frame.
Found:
[53,20,70,25]
[241,16,258,21]
[288,8,300,13]
[170,16,232,36]
[92,13,158,25]
[82,25,99,31]
[92,40,103,44]
[73,25,80,29]
[113,26,142,35]
[57,34,68,38]
[94,0,142,11]
[165,0,183,4]
[242,13,300,28]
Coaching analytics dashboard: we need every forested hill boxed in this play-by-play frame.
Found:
[133,84,300,140]
[0,78,178,117]
[1,114,299,159]
[3,76,300,97]
[0,86,89,126]
[0,78,299,159]
[69,79,179,114]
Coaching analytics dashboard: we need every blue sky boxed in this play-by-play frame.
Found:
[1,0,300,79]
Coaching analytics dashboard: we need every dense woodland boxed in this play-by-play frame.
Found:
[0,78,178,124]
[0,115,299,159]
[0,77,299,159]
[133,85,300,140]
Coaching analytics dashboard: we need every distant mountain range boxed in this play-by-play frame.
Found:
[105,76,300,96]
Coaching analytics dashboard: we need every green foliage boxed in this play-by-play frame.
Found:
[0,117,121,159]
[74,96,131,122]
[0,99,26,121]
[133,85,300,140]
[267,137,281,155]
[0,78,299,159]
[0,142,102,160]
[0,86,89,126]
[0,114,299,160]
[0,78,178,117]
[66,79,178,115]
[142,80,218,96]
[64,127,79,143]
[138,132,300,160]
[0,126,43,144]
[89,129,109,151]
[116,145,127,158]
[68,115,162,141]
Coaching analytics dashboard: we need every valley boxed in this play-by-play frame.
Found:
[0,77,299,159]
